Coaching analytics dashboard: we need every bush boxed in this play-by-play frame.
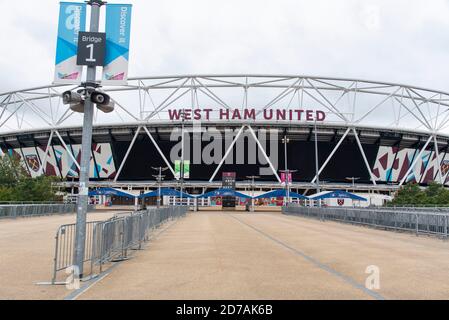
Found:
[0,155,60,201]
[391,182,449,206]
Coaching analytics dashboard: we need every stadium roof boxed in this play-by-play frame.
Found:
[88,187,135,198]
[196,188,253,199]
[138,188,195,199]
[254,189,308,199]
[309,190,368,201]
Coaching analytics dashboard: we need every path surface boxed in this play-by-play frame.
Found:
[0,211,116,299]
[77,211,449,300]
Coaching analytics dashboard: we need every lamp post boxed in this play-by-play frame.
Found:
[281,135,292,205]
[73,0,104,279]
[345,177,360,191]
[246,175,259,212]
[152,166,168,208]
[180,110,185,206]
[313,120,322,208]
[279,169,297,205]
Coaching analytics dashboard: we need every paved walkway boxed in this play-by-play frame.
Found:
[77,211,449,300]
[0,211,116,299]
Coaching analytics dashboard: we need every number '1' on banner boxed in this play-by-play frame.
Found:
[102,4,133,86]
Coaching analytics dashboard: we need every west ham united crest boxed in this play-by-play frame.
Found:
[441,160,449,176]
[337,199,345,206]
[26,155,40,172]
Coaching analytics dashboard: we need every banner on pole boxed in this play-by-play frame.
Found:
[183,160,190,179]
[102,4,133,85]
[174,160,181,180]
[280,172,292,185]
[54,2,86,84]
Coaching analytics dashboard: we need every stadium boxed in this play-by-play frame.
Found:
[1,74,449,200]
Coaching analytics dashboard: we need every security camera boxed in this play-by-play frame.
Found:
[62,91,83,105]
[96,100,115,113]
[70,103,85,113]
[90,91,111,105]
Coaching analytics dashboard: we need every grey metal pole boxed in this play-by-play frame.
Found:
[158,167,161,209]
[284,136,290,205]
[73,0,103,278]
[251,176,254,212]
[314,121,321,207]
[180,112,184,206]
[246,175,258,212]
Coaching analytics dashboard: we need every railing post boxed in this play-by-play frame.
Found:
[445,215,448,240]
[415,214,419,236]
[52,230,60,285]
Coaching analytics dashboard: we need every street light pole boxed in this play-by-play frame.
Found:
[158,167,162,208]
[282,135,290,205]
[180,110,185,206]
[314,120,321,207]
[152,166,168,208]
[345,177,360,192]
[246,175,259,212]
[73,0,104,279]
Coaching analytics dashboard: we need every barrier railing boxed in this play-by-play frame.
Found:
[384,206,449,213]
[283,205,449,238]
[51,206,188,284]
[52,221,99,284]
[0,204,95,219]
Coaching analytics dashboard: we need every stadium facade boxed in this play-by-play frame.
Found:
[1,75,449,194]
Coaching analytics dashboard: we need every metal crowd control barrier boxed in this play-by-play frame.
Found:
[51,206,188,284]
[0,204,95,219]
[52,221,99,284]
[384,206,449,213]
[283,205,449,238]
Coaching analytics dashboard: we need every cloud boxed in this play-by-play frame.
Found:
[2,0,449,91]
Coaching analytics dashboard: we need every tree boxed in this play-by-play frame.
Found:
[390,182,449,206]
[391,183,424,206]
[0,154,60,201]
[0,155,28,186]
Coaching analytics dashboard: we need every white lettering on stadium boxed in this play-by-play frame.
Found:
[168,108,327,122]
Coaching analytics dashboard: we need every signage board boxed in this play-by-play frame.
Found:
[54,2,86,84]
[76,32,106,66]
[102,4,133,85]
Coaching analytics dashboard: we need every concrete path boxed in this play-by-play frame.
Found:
[77,211,449,300]
[0,211,116,300]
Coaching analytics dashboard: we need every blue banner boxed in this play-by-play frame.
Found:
[54,2,86,84]
[102,4,133,85]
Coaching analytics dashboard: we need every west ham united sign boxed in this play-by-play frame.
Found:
[168,108,326,122]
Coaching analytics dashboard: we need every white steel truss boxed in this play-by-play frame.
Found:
[2,75,449,186]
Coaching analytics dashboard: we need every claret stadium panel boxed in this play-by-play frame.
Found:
[1,75,449,189]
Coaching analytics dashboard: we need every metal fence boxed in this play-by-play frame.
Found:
[52,221,99,283]
[0,204,95,219]
[384,206,449,213]
[51,206,188,284]
[283,205,449,238]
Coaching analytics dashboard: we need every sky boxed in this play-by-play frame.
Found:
[2,0,449,93]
